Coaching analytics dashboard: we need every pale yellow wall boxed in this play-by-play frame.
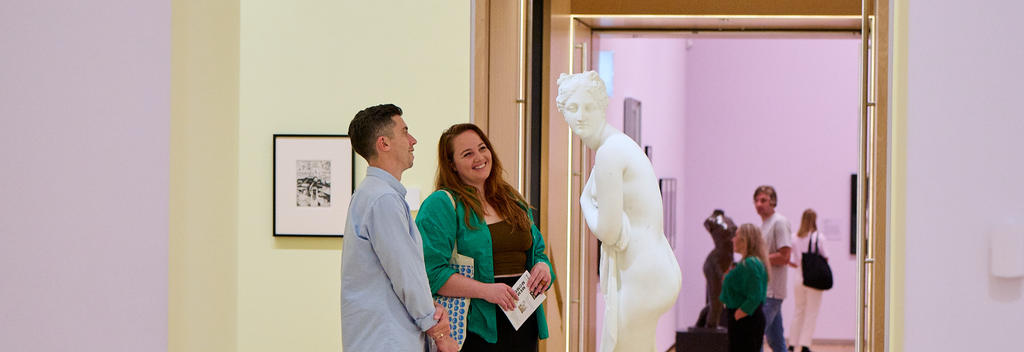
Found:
[237,1,470,351]
[170,0,240,351]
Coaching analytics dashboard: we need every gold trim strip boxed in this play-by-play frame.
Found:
[570,14,862,19]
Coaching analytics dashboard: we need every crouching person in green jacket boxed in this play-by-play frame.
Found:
[417,123,555,351]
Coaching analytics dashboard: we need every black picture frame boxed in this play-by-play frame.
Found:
[273,134,355,237]
[659,177,677,249]
[850,173,858,254]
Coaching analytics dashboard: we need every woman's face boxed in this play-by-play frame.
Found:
[450,130,492,189]
[561,88,605,139]
[732,234,747,255]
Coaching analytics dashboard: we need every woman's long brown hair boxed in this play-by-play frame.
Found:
[796,208,818,239]
[435,123,530,231]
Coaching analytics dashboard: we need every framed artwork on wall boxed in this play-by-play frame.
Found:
[659,177,677,249]
[623,97,642,145]
[850,173,858,254]
[273,134,354,237]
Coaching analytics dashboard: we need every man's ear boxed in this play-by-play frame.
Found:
[376,135,390,152]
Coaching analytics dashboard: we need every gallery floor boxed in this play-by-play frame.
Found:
[667,341,854,352]
[805,342,855,352]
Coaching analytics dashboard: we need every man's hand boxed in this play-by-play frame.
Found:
[482,283,518,311]
[433,302,447,322]
[434,334,458,352]
[426,317,456,352]
[426,320,451,347]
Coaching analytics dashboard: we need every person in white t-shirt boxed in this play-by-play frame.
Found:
[786,209,829,352]
[755,185,792,352]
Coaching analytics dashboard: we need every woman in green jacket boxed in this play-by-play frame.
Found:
[720,223,769,352]
[417,123,555,351]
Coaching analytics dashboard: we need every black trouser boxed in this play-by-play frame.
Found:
[726,304,766,352]
[461,276,539,352]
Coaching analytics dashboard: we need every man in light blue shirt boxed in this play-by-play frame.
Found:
[342,104,456,352]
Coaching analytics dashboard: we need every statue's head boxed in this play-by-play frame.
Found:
[556,71,609,139]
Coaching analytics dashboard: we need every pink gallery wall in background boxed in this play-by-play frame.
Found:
[593,35,860,345]
[682,37,860,341]
[0,1,169,351]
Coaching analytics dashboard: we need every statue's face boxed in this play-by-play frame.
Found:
[561,88,604,139]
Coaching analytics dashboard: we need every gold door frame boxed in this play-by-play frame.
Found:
[555,10,890,352]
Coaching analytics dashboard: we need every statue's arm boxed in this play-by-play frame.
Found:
[581,145,628,248]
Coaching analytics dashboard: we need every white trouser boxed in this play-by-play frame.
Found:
[788,282,824,348]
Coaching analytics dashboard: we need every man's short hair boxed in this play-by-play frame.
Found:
[754,185,778,207]
[348,104,402,160]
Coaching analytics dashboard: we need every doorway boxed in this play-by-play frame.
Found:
[543,11,889,352]
[592,30,860,352]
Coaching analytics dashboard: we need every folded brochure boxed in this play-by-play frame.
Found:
[503,270,546,330]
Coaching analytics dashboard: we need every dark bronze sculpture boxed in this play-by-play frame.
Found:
[696,209,736,329]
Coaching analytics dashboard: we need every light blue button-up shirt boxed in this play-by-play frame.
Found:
[341,167,437,351]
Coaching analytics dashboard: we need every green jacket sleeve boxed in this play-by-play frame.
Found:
[527,207,555,282]
[738,257,767,315]
[416,191,459,294]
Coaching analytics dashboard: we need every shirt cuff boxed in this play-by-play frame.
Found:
[413,311,439,332]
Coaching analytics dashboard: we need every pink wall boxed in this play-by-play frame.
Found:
[594,35,861,346]
[0,1,169,351]
[681,37,860,340]
[902,2,1024,350]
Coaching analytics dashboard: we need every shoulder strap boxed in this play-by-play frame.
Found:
[441,189,458,256]
[809,232,821,254]
[441,189,456,209]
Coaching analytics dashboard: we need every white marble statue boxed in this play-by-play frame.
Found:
[556,71,683,352]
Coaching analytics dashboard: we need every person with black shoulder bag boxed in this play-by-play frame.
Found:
[786,209,832,352]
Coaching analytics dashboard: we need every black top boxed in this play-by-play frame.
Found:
[488,220,533,276]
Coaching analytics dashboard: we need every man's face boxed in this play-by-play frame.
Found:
[754,192,774,218]
[386,115,417,170]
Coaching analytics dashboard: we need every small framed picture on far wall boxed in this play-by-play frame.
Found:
[273,134,354,237]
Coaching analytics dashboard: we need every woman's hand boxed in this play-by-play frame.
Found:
[482,283,518,311]
[734,309,748,320]
[527,262,552,296]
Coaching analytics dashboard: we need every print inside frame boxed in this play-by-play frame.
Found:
[273,134,354,237]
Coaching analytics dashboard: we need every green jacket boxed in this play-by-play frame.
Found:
[416,189,555,343]
[719,256,767,315]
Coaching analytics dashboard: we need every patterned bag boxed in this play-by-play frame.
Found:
[433,190,473,349]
